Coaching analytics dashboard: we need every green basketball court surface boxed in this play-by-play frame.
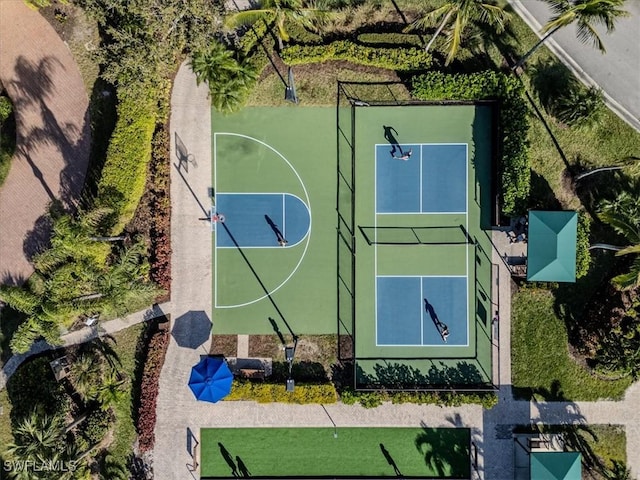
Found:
[212,100,496,389]
[200,427,471,478]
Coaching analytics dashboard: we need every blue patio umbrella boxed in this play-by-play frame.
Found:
[188,357,233,403]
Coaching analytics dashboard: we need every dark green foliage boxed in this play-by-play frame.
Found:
[281,40,433,71]
[340,388,497,408]
[190,42,258,114]
[356,32,424,48]
[0,94,15,187]
[554,86,604,130]
[6,356,70,424]
[412,71,530,216]
[80,408,112,445]
[531,59,604,129]
[576,212,592,278]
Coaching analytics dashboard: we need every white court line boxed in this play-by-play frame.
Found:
[376,211,467,215]
[374,275,471,348]
[377,274,467,278]
[374,143,379,347]
[282,193,286,240]
[213,132,312,309]
[419,144,423,211]
[420,276,424,346]
[213,133,218,308]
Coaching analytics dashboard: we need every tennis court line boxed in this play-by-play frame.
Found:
[374,275,470,348]
[213,192,310,249]
[212,132,312,309]
[374,143,469,215]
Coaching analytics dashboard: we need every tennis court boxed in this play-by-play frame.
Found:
[200,427,471,478]
[336,90,497,389]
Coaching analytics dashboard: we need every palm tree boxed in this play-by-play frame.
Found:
[189,42,258,114]
[225,0,330,51]
[5,411,65,479]
[405,0,510,65]
[597,185,640,290]
[70,353,101,403]
[514,0,629,70]
[97,372,126,411]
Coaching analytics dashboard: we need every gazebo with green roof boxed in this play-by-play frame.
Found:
[527,210,578,283]
[530,451,581,480]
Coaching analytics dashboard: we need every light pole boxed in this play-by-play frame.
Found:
[321,404,338,439]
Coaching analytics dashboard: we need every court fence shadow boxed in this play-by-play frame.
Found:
[354,360,491,390]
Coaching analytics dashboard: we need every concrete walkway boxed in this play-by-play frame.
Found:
[152,60,640,480]
[0,302,170,391]
[0,0,91,284]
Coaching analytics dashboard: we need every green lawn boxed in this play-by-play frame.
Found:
[201,427,470,478]
[511,287,631,401]
[588,424,626,475]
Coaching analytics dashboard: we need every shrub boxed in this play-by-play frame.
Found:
[339,388,497,409]
[356,32,423,48]
[226,380,338,404]
[137,326,170,452]
[80,408,112,445]
[97,83,158,234]
[554,86,604,130]
[411,71,530,217]
[576,212,592,279]
[281,40,433,71]
[0,95,12,124]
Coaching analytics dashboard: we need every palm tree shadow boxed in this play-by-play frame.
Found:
[414,421,469,478]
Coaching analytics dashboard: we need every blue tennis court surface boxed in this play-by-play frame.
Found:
[376,144,467,214]
[215,193,310,247]
[376,276,468,346]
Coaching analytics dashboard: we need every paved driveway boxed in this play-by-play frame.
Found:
[0,0,91,284]
[510,0,640,131]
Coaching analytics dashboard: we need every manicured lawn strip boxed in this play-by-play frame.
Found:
[511,287,630,401]
[201,427,470,478]
[107,323,144,464]
[588,424,626,474]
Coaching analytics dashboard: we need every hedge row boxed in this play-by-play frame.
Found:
[226,380,338,404]
[281,40,433,71]
[412,71,530,216]
[97,83,158,234]
[340,389,498,409]
[576,211,592,279]
[137,324,170,452]
[356,32,424,48]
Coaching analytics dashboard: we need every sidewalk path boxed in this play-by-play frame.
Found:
[156,61,640,480]
[0,0,91,284]
[509,0,640,132]
[0,302,170,391]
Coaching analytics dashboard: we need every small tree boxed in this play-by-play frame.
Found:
[405,0,510,65]
[225,0,331,51]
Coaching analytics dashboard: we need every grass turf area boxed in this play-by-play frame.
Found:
[201,427,470,478]
[588,424,626,476]
[511,287,631,401]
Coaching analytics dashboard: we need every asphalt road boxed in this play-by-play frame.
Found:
[510,0,640,131]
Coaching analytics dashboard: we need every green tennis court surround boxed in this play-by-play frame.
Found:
[337,83,497,390]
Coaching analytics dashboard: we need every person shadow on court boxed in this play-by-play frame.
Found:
[383,125,403,157]
[424,298,449,342]
[218,443,238,477]
[380,443,403,476]
[264,214,287,246]
[236,456,251,477]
